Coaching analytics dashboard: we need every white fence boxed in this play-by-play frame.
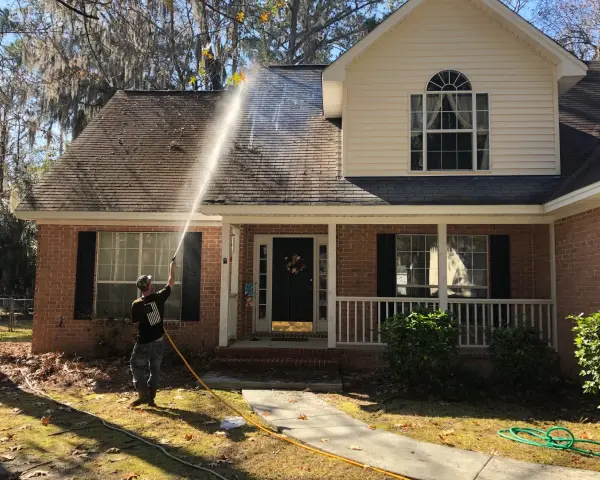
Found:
[335,297,556,348]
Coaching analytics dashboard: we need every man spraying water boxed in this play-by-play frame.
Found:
[129,260,176,408]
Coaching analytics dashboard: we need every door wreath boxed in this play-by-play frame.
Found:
[285,253,306,275]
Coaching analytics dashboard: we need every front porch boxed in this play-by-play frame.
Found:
[217,219,558,355]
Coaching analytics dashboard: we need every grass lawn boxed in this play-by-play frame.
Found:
[0,317,33,342]
[320,388,600,472]
[0,344,387,480]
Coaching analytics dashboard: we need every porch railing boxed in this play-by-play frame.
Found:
[335,297,556,348]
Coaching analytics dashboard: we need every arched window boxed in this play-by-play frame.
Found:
[410,70,489,171]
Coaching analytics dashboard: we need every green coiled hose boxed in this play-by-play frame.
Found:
[498,426,600,457]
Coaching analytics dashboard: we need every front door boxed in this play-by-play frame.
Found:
[272,238,314,331]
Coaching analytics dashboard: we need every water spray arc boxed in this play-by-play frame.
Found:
[171,83,247,261]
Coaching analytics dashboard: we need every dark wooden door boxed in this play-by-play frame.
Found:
[272,238,314,323]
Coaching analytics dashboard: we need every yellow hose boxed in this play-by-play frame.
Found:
[163,330,412,480]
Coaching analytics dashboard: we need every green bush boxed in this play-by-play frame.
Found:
[381,309,460,392]
[487,325,559,390]
[572,312,600,398]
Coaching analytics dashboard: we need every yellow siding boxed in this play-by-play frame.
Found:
[344,0,558,176]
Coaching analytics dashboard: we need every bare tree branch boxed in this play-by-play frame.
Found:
[53,0,99,20]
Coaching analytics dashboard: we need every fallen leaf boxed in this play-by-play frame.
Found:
[348,445,362,451]
[41,416,50,426]
[366,424,376,430]
[71,448,88,457]
[106,447,120,454]
[288,399,297,403]
[184,433,193,441]
[582,432,593,440]
[321,438,330,442]
[214,431,229,437]
[121,473,139,480]
[0,454,15,461]
[117,398,128,403]
[203,420,217,425]
[12,408,22,415]
[489,449,500,456]
[158,438,170,445]
[175,395,184,400]
[297,414,308,420]
[396,423,414,430]
[0,433,14,442]
[9,445,23,452]
[17,425,31,431]
[441,429,455,436]
[299,465,310,471]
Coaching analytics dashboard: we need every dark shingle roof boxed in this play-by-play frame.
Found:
[17,63,600,212]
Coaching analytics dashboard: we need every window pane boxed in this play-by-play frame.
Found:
[411,152,424,170]
[428,152,442,170]
[259,290,266,305]
[260,245,267,259]
[99,232,113,249]
[96,284,138,319]
[476,93,489,111]
[471,270,488,287]
[126,248,139,266]
[98,248,112,265]
[441,133,457,150]
[477,150,490,170]
[457,152,472,170]
[412,235,425,250]
[411,133,423,151]
[142,248,155,267]
[473,253,487,269]
[125,265,139,281]
[442,151,456,170]
[457,133,472,150]
[396,235,411,251]
[427,133,442,152]
[477,132,489,150]
[259,305,267,319]
[477,111,489,130]
[472,236,487,252]
[259,275,267,289]
[410,94,423,111]
[411,113,423,131]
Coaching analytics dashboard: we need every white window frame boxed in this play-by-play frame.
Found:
[94,232,184,321]
[409,70,490,172]
[395,234,489,299]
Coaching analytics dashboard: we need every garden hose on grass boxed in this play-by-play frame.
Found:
[498,426,600,457]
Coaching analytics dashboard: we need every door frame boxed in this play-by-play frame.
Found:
[253,234,328,334]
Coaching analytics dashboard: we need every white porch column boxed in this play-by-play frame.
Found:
[550,222,558,351]
[327,223,337,348]
[219,222,231,347]
[438,223,448,311]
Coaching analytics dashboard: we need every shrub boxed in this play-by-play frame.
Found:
[381,309,460,392]
[487,325,559,391]
[571,312,600,398]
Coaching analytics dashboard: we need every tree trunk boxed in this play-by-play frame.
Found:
[0,108,7,195]
[288,0,300,64]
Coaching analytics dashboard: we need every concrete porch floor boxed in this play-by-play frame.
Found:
[228,338,329,349]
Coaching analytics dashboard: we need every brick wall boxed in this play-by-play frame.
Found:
[555,208,600,375]
[33,224,221,355]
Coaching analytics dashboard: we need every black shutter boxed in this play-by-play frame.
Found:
[377,233,396,297]
[74,231,97,319]
[490,235,510,299]
[181,232,202,322]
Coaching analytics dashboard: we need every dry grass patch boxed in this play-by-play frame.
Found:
[0,347,389,480]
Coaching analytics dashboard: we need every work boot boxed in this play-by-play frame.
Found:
[129,396,147,408]
[147,388,157,408]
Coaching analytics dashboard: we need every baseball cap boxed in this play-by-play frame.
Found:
[136,275,152,290]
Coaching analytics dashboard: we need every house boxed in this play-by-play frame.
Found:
[16,0,600,375]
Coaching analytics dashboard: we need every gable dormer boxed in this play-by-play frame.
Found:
[323,0,587,176]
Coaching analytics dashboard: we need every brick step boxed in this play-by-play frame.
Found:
[214,346,335,360]
[210,356,340,371]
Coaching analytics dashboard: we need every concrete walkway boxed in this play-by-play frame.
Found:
[242,390,600,480]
